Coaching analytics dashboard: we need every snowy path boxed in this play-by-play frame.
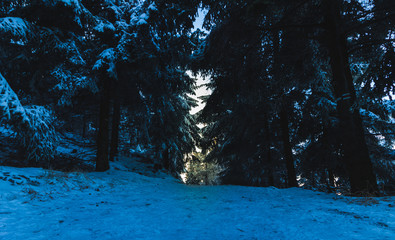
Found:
[0,165,394,240]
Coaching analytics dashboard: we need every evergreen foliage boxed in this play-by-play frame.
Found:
[0,0,393,195]
[0,73,57,165]
[195,0,394,195]
[0,0,200,175]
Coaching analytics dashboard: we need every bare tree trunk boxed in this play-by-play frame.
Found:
[272,30,297,188]
[323,0,378,195]
[263,113,274,186]
[109,81,121,162]
[82,114,86,138]
[162,148,170,170]
[328,169,335,189]
[96,73,111,171]
[280,105,298,188]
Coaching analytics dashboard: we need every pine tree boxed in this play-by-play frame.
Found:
[86,0,200,172]
[0,73,57,166]
[196,0,394,194]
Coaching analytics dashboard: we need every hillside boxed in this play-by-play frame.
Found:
[1,161,394,240]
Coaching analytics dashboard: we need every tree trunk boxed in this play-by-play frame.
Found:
[82,114,86,138]
[109,81,121,162]
[328,169,335,189]
[162,148,170,170]
[324,0,378,195]
[263,113,274,186]
[272,30,296,187]
[96,73,111,172]
[280,105,298,188]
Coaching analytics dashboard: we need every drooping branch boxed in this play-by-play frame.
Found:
[0,73,57,165]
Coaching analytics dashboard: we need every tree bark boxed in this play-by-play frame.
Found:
[280,105,298,188]
[109,81,121,162]
[96,73,111,171]
[328,169,335,189]
[82,114,86,138]
[323,0,378,194]
[162,148,170,170]
[263,113,274,186]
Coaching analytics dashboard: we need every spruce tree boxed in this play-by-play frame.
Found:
[196,0,394,194]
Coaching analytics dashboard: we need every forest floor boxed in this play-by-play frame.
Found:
[0,158,394,240]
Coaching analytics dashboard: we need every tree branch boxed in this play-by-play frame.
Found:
[348,39,395,54]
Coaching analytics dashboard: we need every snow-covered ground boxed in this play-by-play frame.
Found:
[0,160,394,240]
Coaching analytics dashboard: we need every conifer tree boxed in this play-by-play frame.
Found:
[196,0,394,194]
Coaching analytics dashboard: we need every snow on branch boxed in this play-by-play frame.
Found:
[0,73,29,124]
[51,65,98,106]
[0,17,33,45]
[0,73,57,165]
[52,0,82,12]
[94,19,116,33]
[93,48,118,78]
[130,1,157,26]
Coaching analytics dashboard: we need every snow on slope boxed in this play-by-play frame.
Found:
[0,162,394,240]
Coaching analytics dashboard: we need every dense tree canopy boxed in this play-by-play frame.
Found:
[194,0,394,194]
[0,0,200,174]
[0,0,393,195]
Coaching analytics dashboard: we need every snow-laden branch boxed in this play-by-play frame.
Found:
[0,73,29,124]
[0,17,34,45]
[0,73,57,165]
